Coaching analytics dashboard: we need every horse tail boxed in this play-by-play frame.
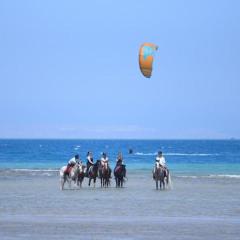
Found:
[123,176,128,182]
[167,172,173,190]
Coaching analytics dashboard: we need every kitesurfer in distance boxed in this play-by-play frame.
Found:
[128,148,133,154]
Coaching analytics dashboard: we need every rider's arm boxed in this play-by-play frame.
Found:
[89,158,94,164]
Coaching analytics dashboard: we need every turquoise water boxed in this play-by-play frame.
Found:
[0,139,240,176]
[1,139,240,240]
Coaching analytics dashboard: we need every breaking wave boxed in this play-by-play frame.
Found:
[10,168,58,172]
[177,174,240,179]
[134,152,219,156]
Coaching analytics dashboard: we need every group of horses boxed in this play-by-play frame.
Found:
[59,161,171,190]
[59,160,126,190]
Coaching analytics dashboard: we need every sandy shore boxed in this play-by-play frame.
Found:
[0,171,240,239]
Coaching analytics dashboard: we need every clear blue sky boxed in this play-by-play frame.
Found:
[0,0,239,139]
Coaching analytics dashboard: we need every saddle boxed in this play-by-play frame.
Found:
[114,165,121,174]
[64,165,72,175]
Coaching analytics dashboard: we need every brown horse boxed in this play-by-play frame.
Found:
[98,163,111,188]
[114,164,126,188]
[153,166,170,190]
[87,160,100,187]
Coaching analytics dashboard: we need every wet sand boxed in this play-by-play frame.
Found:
[0,171,240,239]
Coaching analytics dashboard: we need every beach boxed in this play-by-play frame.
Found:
[1,169,240,240]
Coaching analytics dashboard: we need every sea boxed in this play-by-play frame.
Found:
[1,139,240,240]
[0,139,240,177]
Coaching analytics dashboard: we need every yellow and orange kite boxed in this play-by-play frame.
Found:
[139,43,158,78]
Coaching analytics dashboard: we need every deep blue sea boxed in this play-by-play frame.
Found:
[1,139,240,177]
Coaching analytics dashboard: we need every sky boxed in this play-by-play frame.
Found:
[0,0,240,139]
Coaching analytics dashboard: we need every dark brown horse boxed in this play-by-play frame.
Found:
[98,163,111,188]
[114,164,126,188]
[87,160,99,187]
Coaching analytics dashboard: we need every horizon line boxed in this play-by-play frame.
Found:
[0,137,238,141]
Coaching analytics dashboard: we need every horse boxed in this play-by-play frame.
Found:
[114,164,126,188]
[87,160,100,187]
[98,162,111,188]
[59,163,85,190]
[153,166,171,190]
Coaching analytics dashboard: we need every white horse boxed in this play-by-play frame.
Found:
[59,163,86,190]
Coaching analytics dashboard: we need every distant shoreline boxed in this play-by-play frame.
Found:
[0,138,238,141]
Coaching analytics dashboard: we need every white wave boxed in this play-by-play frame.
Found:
[42,173,53,176]
[177,175,199,179]
[134,152,219,156]
[208,174,240,179]
[134,152,157,156]
[165,153,219,156]
[10,169,58,172]
[177,174,240,179]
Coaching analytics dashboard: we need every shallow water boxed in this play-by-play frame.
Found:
[0,171,240,240]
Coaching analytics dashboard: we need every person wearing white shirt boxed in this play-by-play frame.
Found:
[101,152,109,169]
[65,154,80,175]
[156,151,166,168]
[68,155,78,165]
[154,151,169,178]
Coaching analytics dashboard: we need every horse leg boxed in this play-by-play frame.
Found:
[105,178,108,188]
[115,178,118,188]
[156,180,158,190]
[60,177,65,190]
[93,177,96,188]
[79,177,83,188]
[89,178,91,187]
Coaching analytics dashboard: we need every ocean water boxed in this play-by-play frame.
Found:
[1,139,240,239]
[0,139,240,177]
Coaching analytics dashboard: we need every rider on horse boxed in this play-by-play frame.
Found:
[156,151,166,168]
[116,152,124,166]
[101,152,109,169]
[86,151,94,176]
[101,152,111,176]
[64,154,80,175]
[114,152,126,177]
[154,151,168,177]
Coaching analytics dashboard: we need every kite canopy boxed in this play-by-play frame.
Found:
[139,43,158,78]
